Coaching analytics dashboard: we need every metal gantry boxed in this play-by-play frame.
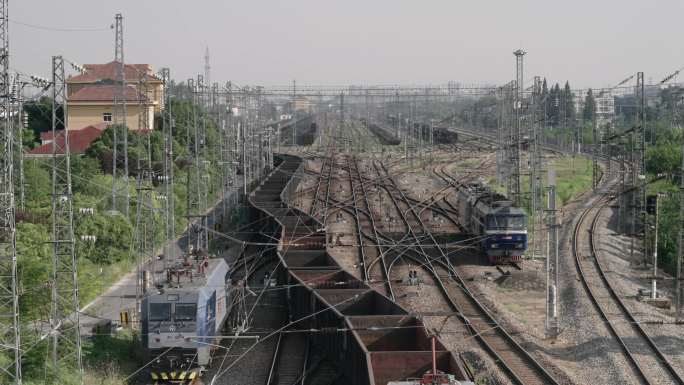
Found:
[0,0,21,382]
[48,55,83,383]
[111,13,130,216]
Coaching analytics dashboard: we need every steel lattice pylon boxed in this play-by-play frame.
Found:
[48,55,83,383]
[134,70,156,318]
[159,68,175,266]
[0,0,21,383]
[111,13,130,216]
[186,78,207,254]
[510,49,526,206]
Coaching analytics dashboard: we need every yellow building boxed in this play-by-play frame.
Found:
[289,96,313,113]
[66,61,163,130]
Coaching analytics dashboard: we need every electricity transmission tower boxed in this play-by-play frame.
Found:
[48,55,83,383]
[204,47,211,109]
[111,13,130,216]
[159,68,175,266]
[187,78,208,253]
[12,74,26,212]
[529,76,545,259]
[133,70,155,317]
[509,49,525,206]
[0,0,21,382]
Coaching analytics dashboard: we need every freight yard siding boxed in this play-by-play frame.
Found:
[248,154,472,385]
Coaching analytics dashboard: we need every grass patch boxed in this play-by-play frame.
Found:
[549,156,593,205]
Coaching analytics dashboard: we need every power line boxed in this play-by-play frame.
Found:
[9,19,110,32]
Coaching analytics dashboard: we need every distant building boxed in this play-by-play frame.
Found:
[66,61,164,131]
[575,89,615,126]
[289,96,312,113]
[26,123,107,157]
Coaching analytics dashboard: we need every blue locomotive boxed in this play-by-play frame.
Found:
[142,257,231,382]
[455,183,528,263]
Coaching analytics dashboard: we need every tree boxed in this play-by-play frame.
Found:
[563,81,576,125]
[583,88,596,122]
[548,83,561,127]
[23,96,62,139]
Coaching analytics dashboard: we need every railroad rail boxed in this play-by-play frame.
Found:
[247,154,473,385]
[573,192,684,385]
[369,159,560,385]
[305,148,561,384]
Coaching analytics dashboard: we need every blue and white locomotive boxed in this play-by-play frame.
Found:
[142,257,231,382]
[455,183,528,263]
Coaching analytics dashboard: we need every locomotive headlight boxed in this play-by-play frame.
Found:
[490,243,499,249]
[515,243,524,248]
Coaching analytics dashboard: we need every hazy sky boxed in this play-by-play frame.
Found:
[11,0,684,89]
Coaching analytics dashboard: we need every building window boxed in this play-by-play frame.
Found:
[103,112,112,122]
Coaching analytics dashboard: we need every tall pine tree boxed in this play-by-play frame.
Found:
[563,81,575,125]
[583,88,596,122]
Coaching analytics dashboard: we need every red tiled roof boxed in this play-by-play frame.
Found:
[67,61,157,83]
[28,125,105,155]
[68,84,143,102]
[39,122,108,142]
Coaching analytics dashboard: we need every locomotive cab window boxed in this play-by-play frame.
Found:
[174,303,197,322]
[487,215,526,230]
[150,303,172,322]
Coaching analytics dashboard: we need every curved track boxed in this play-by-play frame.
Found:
[573,193,684,385]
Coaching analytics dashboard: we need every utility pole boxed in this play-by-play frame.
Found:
[204,46,211,109]
[159,68,175,267]
[678,102,684,320]
[546,169,559,338]
[13,75,25,212]
[133,69,155,316]
[592,112,599,190]
[111,13,129,216]
[49,55,83,383]
[630,73,646,266]
[340,92,346,152]
[292,80,297,146]
[530,76,544,259]
[638,72,647,266]
[0,0,21,381]
[511,49,525,206]
[651,193,662,300]
[187,78,207,254]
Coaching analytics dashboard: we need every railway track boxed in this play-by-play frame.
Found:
[367,159,559,385]
[345,156,395,298]
[573,193,684,385]
[245,153,474,384]
[302,150,559,384]
[308,150,557,384]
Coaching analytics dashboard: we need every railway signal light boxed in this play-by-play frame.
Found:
[646,195,657,215]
